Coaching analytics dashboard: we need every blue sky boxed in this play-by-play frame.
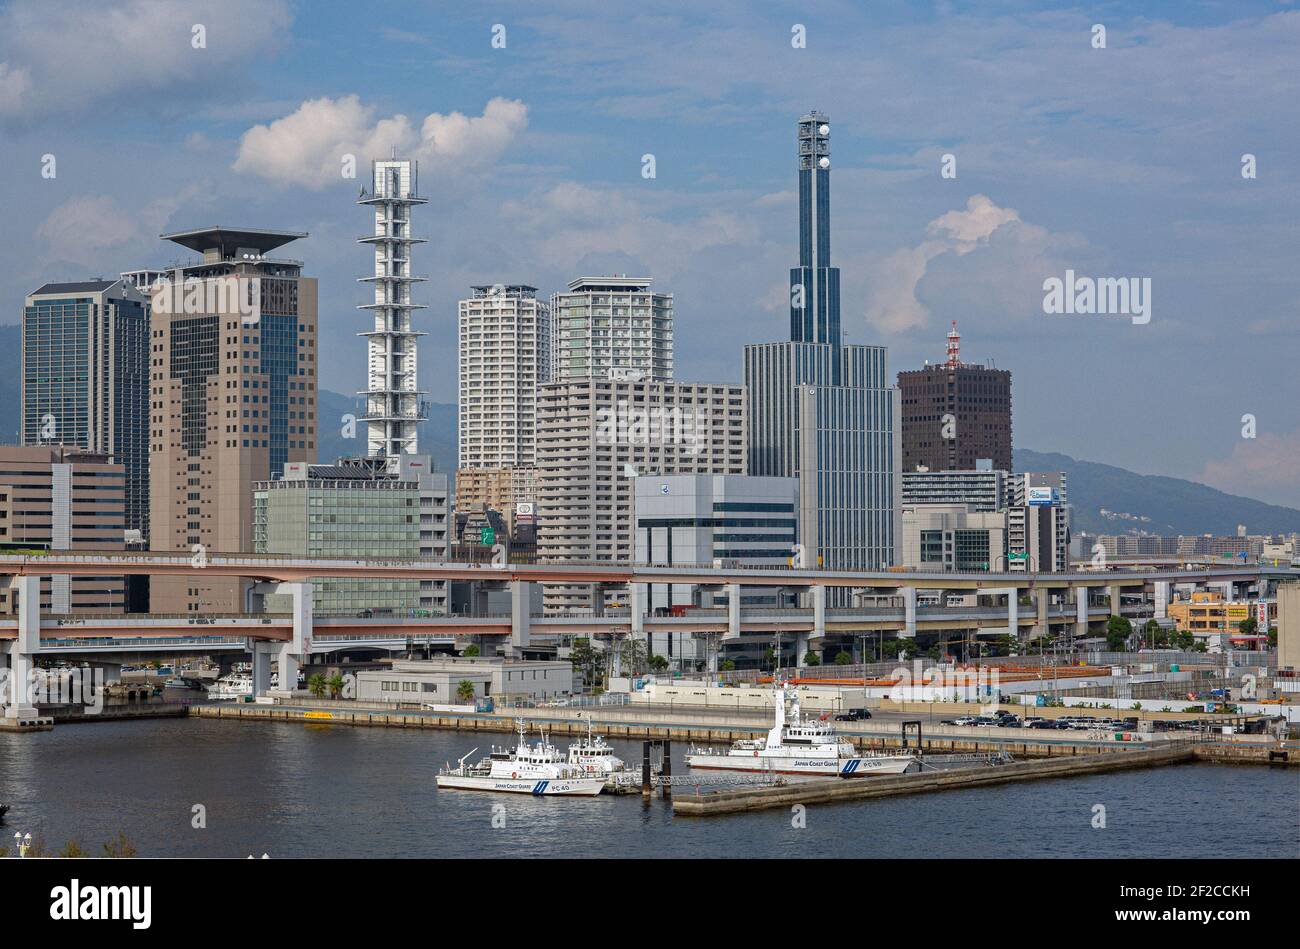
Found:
[1,0,1296,507]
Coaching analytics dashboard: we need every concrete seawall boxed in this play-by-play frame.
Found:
[186,702,1297,766]
[672,745,1198,817]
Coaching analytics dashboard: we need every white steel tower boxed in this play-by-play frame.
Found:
[358,156,428,465]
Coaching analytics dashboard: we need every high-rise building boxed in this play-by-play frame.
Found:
[900,504,1007,573]
[458,284,550,469]
[634,473,799,666]
[550,277,672,382]
[359,158,428,464]
[746,113,898,597]
[253,454,449,615]
[536,377,746,611]
[454,466,536,535]
[790,110,840,356]
[22,279,149,539]
[901,463,1007,513]
[898,322,1012,472]
[0,446,126,613]
[148,226,317,613]
[1005,472,1069,572]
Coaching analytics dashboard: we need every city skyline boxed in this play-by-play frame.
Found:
[0,0,1296,513]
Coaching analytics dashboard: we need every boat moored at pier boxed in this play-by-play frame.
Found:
[685,682,915,777]
[437,721,606,796]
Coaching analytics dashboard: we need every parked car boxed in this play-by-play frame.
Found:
[834,708,872,721]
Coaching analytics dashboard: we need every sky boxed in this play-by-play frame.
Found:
[1,0,1296,506]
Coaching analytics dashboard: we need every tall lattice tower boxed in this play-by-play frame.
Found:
[358,156,428,466]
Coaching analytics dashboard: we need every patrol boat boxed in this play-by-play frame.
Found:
[437,721,606,796]
[685,682,915,777]
[567,719,630,776]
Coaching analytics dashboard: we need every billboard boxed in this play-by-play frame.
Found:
[1026,486,1056,507]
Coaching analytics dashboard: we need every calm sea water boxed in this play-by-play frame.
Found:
[2,718,1296,859]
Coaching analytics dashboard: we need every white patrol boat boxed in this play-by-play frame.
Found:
[685,682,915,777]
[567,719,629,776]
[437,721,606,796]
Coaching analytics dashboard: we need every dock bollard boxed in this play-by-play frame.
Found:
[661,739,672,801]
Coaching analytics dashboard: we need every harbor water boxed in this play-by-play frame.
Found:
[2,718,1296,858]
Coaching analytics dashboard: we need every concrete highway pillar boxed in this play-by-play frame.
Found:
[271,580,312,693]
[1153,581,1170,620]
[510,580,532,659]
[796,631,812,667]
[1074,586,1089,640]
[250,641,274,696]
[4,575,41,718]
[726,583,741,640]
[630,582,645,639]
[1108,584,1122,617]
[900,586,917,638]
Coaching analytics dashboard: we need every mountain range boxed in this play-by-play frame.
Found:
[0,324,1294,536]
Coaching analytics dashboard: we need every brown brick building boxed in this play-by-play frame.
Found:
[897,322,1012,473]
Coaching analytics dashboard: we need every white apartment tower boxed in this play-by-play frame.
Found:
[359,157,428,466]
[458,285,551,469]
[550,276,673,382]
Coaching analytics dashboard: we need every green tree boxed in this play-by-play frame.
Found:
[307,673,327,698]
[456,680,476,703]
[620,637,649,676]
[327,673,345,698]
[1105,615,1132,651]
[462,644,480,658]
[1141,619,1163,647]
[569,638,600,689]
[833,650,852,665]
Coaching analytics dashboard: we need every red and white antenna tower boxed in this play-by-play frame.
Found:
[945,320,962,368]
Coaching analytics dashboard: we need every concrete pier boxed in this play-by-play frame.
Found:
[672,745,1197,817]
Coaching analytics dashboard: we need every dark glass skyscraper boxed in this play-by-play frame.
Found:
[790,111,841,358]
[22,279,149,539]
[747,112,899,602]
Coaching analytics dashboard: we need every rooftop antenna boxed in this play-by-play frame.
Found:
[945,320,963,368]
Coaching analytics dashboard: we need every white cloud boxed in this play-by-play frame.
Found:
[498,181,761,280]
[0,0,291,120]
[36,187,205,264]
[861,194,1086,335]
[232,96,528,189]
[1199,430,1300,508]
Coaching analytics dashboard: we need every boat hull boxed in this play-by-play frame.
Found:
[685,753,915,777]
[436,775,605,796]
